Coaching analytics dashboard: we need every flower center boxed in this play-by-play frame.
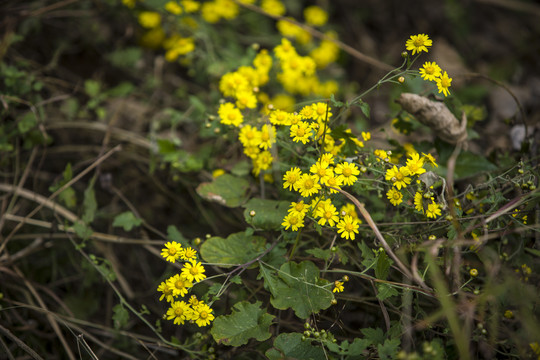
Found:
[343,168,352,177]
[174,307,183,316]
[200,311,208,319]
[304,179,314,189]
[175,280,185,288]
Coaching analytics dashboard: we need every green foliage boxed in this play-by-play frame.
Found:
[112,211,143,231]
[112,304,130,330]
[200,232,266,267]
[243,199,289,230]
[266,333,326,360]
[260,261,333,319]
[196,174,250,207]
[210,301,274,346]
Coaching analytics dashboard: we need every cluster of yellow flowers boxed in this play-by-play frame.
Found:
[157,241,214,327]
[281,150,365,241]
[405,34,453,97]
[217,39,343,176]
[383,151,442,219]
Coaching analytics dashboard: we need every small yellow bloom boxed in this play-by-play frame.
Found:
[405,34,432,55]
[304,5,328,26]
[333,280,344,293]
[436,71,452,97]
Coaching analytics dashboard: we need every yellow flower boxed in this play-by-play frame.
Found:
[436,71,452,97]
[426,202,442,219]
[336,215,359,240]
[406,152,426,176]
[414,191,424,213]
[235,90,257,109]
[157,281,175,302]
[299,104,315,120]
[161,241,183,263]
[167,274,193,297]
[282,212,304,231]
[405,34,432,55]
[259,124,276,150]
[138,11,161,29]
[385,165,411,190]
[192,303,214,327]
[335,162,360,186]
[311,102,332,122]
[239,125,262,148]
[296,173,321,197]
[316,202,339,227]
[283,167,302,191]
[386,188,403,206]
[166,301,194,325]
[310,160,333,183]
[419,61,441,82]
[181,260,207,283]
[340,203,359,220]
[422,152,438,167]
[290,122,312,144]
[304,5,328,26]
[288,200,309,217]
[218,102,243,127]
[333,280,344,293]
[269,109,291,125]
[261,0,286,16]
[182,247,198,261]
[469,268,478,277]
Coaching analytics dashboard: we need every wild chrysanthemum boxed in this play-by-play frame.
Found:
[238,125,262,148]
[414,191,424,213]
[181,247,197,261]
[181,260,207,283]
[192,303,215,327]
[419,61,441,82]
[167,274,193,297]
[333,280,344,293]
[436,71,452,97]
[161,241,183,263]
[386,188,403,206]
[166,301,194,325]
[290,121,312,144]
[304,5,328,26]
[259,124,276,150]
[310,160,333,183]
[299,104,315,120]
[340,203,359,220]
[288,200,309,217]
[322,174,342,193]
[406,153,426,176]
[426,202,442,219]
[335,162,360,186]
[316,202,339,227]
[218,102,243,127]
[283,167,302,191]
[422,152,438,167]
[361,131,371,141]
[296,173,321,197]
[385,165,411,190]
[311,102,332,122]
[157,281,175,302]
[254,151,273,174]
[336,215,359,240]
[269,109,291,125]
[138,11,161,29]
[405,34,432,55]
[253,49,273,73]
[235,90,257,109]
[281,212,304,231]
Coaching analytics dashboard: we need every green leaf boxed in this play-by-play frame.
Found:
[453,151,498,179]
[358,241,376,269]
[17,112,36,133]
[200,232,266,268]
[306,248,332,262]
[210,301,274,346]
[378,338,400,360]
[268,261,333,319]
[345,338,372,359]
[375,251,391,280]
[112,304,129,330]
[73,221,93,241]
[243,198,289,230]
[106,47,142,69]
[265,333,326,360]
[361,327,385,345]
[84,79,101,97]
[376,283,399,301]
[112,211,142,231]
[354,99,370,119]
[82,181,97,224]
[196,174,250,208]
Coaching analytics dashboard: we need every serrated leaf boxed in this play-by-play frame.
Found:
[269,261,333,319]
[354,100,370,119]
[453,151,498,179]
[210,301,274,346]
[265,333,326,360]
[361,327,385,345]
[200,232,266,268]
[112,211,142,231]
[378,338,400,360]
[345,338,372,359]
[112,304,129,330]
[243,198,289,230]
[73,221,92,240]
[375,251,391,280]
[306,248,332,261]
[376,283,399,301]
[196,174,250,208]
